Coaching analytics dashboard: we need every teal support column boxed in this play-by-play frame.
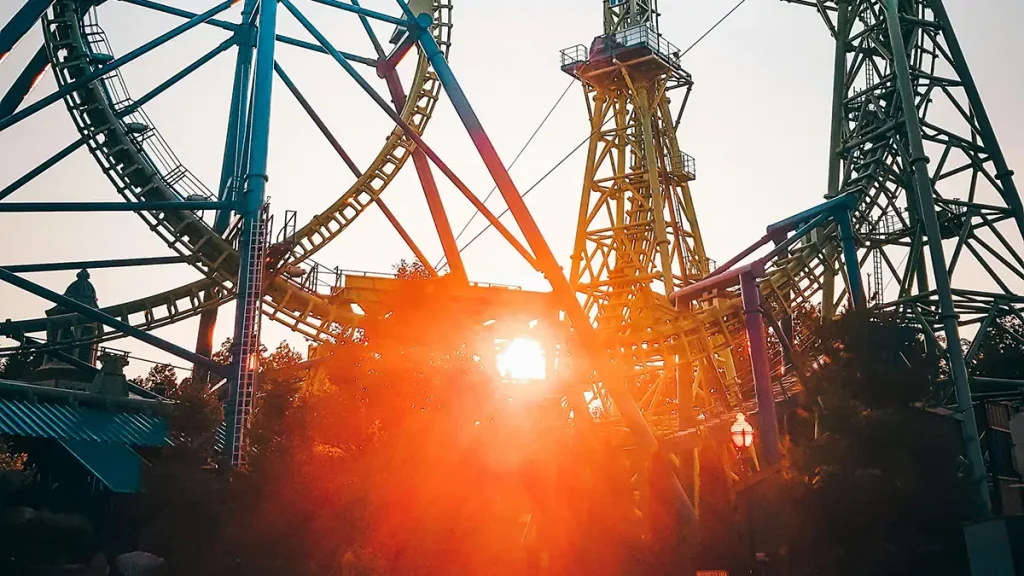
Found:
[884,0,990,515]
[226,0,278,467]
[837,209,866,310]
[214,0,258,234]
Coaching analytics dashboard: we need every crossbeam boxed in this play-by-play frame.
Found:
[0,201,235,212]
[0,267,227,375]
[1,256,190,273]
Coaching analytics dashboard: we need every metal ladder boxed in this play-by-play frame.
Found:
[871,249,884,305]
[231,205,269,468]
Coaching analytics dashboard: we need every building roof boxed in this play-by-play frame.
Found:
[0,396,168,446]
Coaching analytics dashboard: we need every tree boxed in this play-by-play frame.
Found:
[780,311,974,575]
[971,316,1024,381]
[0,351,35,381]
[392,258,431,280]
[132,340,308,576]
[131,363,178,395]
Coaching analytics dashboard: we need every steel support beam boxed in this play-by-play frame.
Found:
[740,269,781,464]
[0,201,235,212]
[0,46,48,119]
[274,61,435,274]
[0,0,53,65]
[120,0,378,66]
[0,267,226,375]
[884,0,990,515]
[1,256,190,273]
[226,0,278,468]
[214,0,257,234]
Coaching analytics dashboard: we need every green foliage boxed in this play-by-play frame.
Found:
[0,437,27,473]
[392,258,431,280]
[0,510,95,571]
[971,316,1024,381]
[135,363,178,395]
[133,340,308,575]
[0,351,35,381]
[782,311,973,575]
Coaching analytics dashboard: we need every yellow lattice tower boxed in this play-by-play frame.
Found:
[561,1,722,426]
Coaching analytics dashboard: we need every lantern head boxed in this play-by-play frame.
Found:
[731,412,754,449]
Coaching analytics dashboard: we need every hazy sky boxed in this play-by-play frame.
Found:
[1,0,1022,377]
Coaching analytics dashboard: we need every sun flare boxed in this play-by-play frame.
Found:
[496,338,547,382]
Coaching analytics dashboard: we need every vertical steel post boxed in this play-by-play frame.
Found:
[740,269,780,465]
[214,0,258,234]
[825,0,849,198]
[883,0,990,515]
[226,0,277,467]
[199,0,258,383]
[822,0,850,319]
[836,209,866,310]
[636,83,676,296]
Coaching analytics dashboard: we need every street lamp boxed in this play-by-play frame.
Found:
[731,413,754,449]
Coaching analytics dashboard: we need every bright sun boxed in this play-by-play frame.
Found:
[496,338,547,382]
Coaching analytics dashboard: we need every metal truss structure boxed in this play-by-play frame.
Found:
[0,0,1019,528]
[772,0,1024,514]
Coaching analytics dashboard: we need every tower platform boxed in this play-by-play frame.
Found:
[560,24,692,87]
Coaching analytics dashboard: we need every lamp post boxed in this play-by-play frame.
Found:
[730,413,762,575]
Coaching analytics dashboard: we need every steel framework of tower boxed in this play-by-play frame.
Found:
[779,0,1024,514]
[561,0,723,430]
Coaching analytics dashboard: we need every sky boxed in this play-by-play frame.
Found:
[1,0,1022,378]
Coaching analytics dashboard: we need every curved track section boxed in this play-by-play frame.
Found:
[1,0,453,346]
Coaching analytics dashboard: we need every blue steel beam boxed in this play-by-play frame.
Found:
[0,0,236,131]
[0,138,86,202]
[0,201,235,212]
[279,0,539,269]
[120,0,378,66]
[0,267,227,375]
[226,0,278,467]
[765,192,857,234]
[1,256,190,273]
[0,46,48,119]
[836,210,866,309]
[0,0,53,65]
[351,0,386,59]
[215,0,257,234]
[124,37,236,116]
[273,61,435,272]
[309,0,407,27]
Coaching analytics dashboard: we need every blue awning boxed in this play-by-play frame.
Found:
[0,397,167,446]
[59,438,142,493]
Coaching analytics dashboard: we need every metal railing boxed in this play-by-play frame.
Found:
[561,25,685,73]
[81,10,216,205]
[611,25,683,69]
[560,44,588,68]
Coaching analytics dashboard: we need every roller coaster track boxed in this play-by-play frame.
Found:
[0,0,454,345]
